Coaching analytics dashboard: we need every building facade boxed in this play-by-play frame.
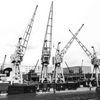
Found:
[63,66,91,74]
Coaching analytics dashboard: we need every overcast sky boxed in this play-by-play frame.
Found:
[0,0,100,71]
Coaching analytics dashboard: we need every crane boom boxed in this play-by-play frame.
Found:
[61,24,84,58]
[69,29,92,59]
[11,5,38,64]
[65,61,71,73]
[0,55,6,73]
[34,59,39,71]
[65,61,74,73]
[20,5,38,57]
[10,5,38,83]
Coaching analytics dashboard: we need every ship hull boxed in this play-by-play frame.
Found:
[8,85,36,95]
[0,83,36,95]
[96,87,100,98]
[0,83,9,94]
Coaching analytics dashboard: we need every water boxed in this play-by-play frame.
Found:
[0,93,37,100]
[0,93,98,100]
[0,93,57,100]
[0,88,97,100]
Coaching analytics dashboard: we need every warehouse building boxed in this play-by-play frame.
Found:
[63,66,91,74]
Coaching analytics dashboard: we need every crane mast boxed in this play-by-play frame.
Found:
[53,24,84,83]
[69,29,92,59]
[10,5,38,84]
[40,2,53,83]
[69,29,100,87]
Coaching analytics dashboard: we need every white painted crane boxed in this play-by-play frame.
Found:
[69,29,100,87]
[10,5,38,84]
[53,24,84,83]
[40,2,53,83]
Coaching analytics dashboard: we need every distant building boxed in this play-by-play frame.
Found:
[63,66,91,74]
[24,66,33,73]
[24,65,41,74]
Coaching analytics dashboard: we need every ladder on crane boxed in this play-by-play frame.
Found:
[69,29,100,87]
[40,2,53,83]
[53,24,84,84]
[10,5,38,84]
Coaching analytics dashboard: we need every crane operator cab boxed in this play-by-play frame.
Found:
[3,68,12,77]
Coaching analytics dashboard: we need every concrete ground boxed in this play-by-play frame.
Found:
[36,87,96,100]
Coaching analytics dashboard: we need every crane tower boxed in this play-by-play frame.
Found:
[53,42,65,83]
[40,2,53,83]
[10,5,38,84]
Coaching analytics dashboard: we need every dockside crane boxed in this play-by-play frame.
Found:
[53,24,84,84]
[65,61,73,74]
[53,42,65,83]
[30,59,39,73]
[33,59,39,72]
[0,55,7,74]
[69,29,100,87]
[40,2,53,84]
[10,5,38,84]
